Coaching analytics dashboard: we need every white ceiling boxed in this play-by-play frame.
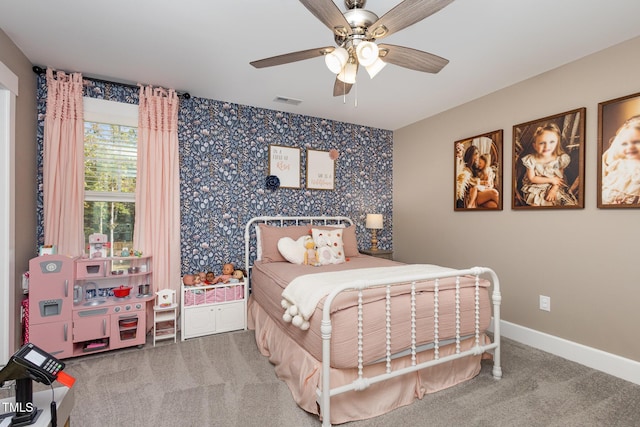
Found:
[2,0,640,130]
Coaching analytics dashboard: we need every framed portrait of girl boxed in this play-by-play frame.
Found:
[597,92,640,208]
[454,129,503,211]
[512,108,585,210]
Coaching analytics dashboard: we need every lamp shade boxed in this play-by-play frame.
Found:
[325,47,349,74]
[365,57,387,79]
[356,41,379,67]
[337,61,357,84]
[366,214,383,229]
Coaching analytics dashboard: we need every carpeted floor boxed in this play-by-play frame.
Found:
[4,330,640,426]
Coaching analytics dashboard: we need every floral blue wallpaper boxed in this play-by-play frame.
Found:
[36,75,393,276]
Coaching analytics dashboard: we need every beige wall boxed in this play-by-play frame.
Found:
[394,36,640,363]
[0,29,38,353]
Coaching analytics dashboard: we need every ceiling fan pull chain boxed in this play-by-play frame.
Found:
[354,79,358,108]
[343,79,347,104]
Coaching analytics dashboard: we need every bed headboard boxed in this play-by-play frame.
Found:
[244,216,354,284]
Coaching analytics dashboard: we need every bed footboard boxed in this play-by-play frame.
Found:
[317,266,502,427]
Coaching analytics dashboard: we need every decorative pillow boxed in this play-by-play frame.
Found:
[311,225,359,258]
[312,228,346,265]
[277,236,307,265]
[257,222,358,262]
[258,224,312,263]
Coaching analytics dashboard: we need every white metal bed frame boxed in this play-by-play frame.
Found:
[244,216,502,426]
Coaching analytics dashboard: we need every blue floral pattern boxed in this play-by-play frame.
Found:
[35,74,393,275]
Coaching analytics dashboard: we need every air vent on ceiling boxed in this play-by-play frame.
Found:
[274,96,302,106]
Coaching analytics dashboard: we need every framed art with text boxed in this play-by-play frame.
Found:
[268,145,300,189]
[306,149,335,190]
[454,129,503,211]
[512,108,585,209]
[597,92,640,208]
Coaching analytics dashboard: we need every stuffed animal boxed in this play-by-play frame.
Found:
[303,236,319,266]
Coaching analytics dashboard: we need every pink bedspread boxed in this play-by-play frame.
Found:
[249,257,492,369]
[249,297,488,424]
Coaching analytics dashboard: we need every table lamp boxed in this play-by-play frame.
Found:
[365,214,383,251]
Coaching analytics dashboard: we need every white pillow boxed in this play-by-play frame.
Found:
[312,228,345,265]
[277,236,307,265]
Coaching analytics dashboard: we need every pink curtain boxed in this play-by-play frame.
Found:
[134,86,181,293]
[43,68,85,256]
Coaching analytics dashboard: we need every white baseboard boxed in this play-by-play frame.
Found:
[490,319,640,386]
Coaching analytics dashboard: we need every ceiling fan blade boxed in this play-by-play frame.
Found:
[333,78,353,97]
[368,0,455,39]
[250,47,334,68]
[299,0,352,37]
[378,44,449,73]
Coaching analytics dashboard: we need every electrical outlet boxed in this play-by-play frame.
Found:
[539,295,551,312]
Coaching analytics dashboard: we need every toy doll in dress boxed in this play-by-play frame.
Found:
[303,236,319,266]
[520,123,578,206]
[229,269,245,283]
[182,274,201,287]
[601,115,640,205]
[212,263,235,284]
[205,271,215,284]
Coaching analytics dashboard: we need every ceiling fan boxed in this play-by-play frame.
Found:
[250,0,454,96]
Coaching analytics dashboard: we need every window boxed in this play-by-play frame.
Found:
[83,98,138,257]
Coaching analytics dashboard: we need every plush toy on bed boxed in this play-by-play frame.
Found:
[303,236,319,266]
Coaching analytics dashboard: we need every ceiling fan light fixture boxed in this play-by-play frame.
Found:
[337,61,358,84]
[365,58,386,79]
[325,47,349,74]
[355,41,379,67]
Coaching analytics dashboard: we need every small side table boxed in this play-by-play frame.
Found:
[360,249,393,260]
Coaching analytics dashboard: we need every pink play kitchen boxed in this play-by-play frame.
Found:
[27,253,154,359]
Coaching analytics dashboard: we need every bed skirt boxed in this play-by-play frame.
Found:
[248,296,488,424]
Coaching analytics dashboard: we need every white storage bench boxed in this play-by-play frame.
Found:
[180,281,246,340]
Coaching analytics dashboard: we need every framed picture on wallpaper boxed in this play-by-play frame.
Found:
[454,129,503,211]
[597,92,640,208]
[306,149,335,190]
[268,145,300,188]
[512,108,585,209]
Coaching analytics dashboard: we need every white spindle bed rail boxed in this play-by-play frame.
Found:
[244,216,502,426]
[317,266,502,426]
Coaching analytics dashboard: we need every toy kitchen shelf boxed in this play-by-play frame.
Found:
[75,256,151,284]
[27,254,154,360]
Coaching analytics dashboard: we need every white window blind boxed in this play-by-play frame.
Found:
[83,97,138,202]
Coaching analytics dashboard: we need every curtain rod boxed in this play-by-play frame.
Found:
[32,66,191,99]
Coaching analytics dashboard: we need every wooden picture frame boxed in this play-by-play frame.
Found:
[268,145,300,189]
[454,129,503,211]
[512,108,585,209]
[306,149,335,190]
[597,92,640,208]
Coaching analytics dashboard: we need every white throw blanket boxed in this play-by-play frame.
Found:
[281,264,456,330]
